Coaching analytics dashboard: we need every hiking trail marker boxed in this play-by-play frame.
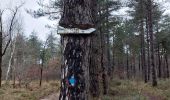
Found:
[57,26,96,34]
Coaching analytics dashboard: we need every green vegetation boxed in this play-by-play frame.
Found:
[0,81,60,100]
[1,78,170,100]
[102,78,170,100]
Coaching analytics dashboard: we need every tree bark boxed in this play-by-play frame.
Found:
[139,54,141,73]
[162,49,166,78]
[59,0,95,29]
[105,0,111,77]
[140,0,147,83]
[165,51,169,78]
[89,33,100,97]
[146,16,151,80]
[39,49,45,87]
[148,0,157,86]
[132,52,136,78]
[126,46,129,79]
[59,0,98,99]
[0,15,2,87]
[157,44,162,78]
[112,34,115,73]
[106,34,111,77]
[100,30,108,95]
[39,64,43,87]
[6,37,17,81]
[59,35,91,100]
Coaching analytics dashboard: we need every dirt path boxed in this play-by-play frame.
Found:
[40,93,60,100]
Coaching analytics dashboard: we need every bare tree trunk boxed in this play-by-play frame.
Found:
[141,18,147,83]
[0,12,3,87]
[165,51,169,78]
[89,33,100,97]
[146,16,151,80]
[59,0,95,29]
[13,58,16,88]
[132,53,136,78]
[59,35,91,100]
[157,44,162,78]
[0,6,21,87]
[126,46,130,79]
[106,33,111,77]
[6,38,17,81]
[59,0,97,99]
[100,27,108,95]
[140,0,147,83]
[39,49,45,87]
[112,34,115,74]
[102,36,108,94]
[162,49,166,78]
[0,57,2,87]
[39,64,43,87]
[139,54,141,73]
[105,0,111,77]
[148,0,157,86]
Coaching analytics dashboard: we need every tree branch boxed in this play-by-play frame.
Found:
[2,4,24,56]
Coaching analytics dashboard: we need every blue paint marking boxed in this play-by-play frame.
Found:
[69,75,76,86]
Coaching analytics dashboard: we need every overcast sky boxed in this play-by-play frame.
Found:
[0,0,56,41]
[0,0,170,41]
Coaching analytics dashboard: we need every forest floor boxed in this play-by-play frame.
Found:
[0,79,170,100]
[0,80,60,100]
[102,78,170,100]
[40,93,59,100]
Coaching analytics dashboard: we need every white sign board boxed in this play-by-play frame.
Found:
[57,26,96,34]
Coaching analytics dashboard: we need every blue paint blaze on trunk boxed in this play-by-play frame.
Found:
[59,36,90,100]
[69,75,76,86]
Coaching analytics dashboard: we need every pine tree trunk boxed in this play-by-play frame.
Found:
[59,35,91,100]
[89,33,100,97]
[0,57,2,87]
[163,49,166,78]
[105,0,111,77]
[59,0,95,29]
[148,0,157,86]
[141,19,147,83]
[139,54,141,73]
[157,44,162,78]
[112,34,115,73]
[106,34,111,77]
[126,47,129,79]
[98,3,108,95]
[39,66,43,87]
[40,50,45,87]
[146,17,151,80]
[0,15,2,87]
[59,0,97,99]
[100,31,108,95]
[132,53,136,77]
[140,0,147,83]
[165,51,169,78]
